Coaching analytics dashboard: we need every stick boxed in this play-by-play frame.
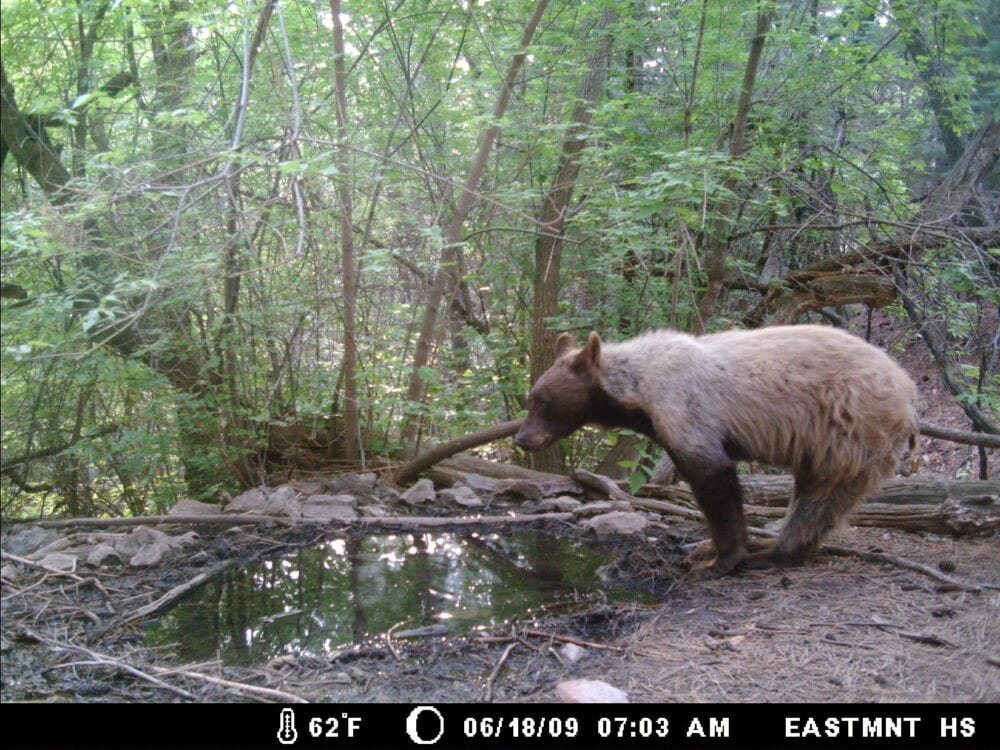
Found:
[24,629,198,701]
[32,514,296,529]
[820,544,983,592]
[483,641,517,703]
[123,557,244,624]
[163,667,308,703]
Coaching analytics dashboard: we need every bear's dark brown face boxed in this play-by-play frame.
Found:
[514,362,592,451]
[514,332,601,452]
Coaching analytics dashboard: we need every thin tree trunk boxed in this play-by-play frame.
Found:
[399,0,551,450]
[694,4,774,332]
[528,9,615,473]
[329,0,361,463]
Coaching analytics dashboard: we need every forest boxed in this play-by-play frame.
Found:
[1,0,997,514]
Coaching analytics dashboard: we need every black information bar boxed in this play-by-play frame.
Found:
[6,702,994,749]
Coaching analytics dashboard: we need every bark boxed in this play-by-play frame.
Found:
[919,421,1000,448]
[638,473,1000,508]
[399,0,551,449]
[390,418,998,487]
[528,9,615,473]
[393,419,524,485]
[329,0,360,463]
[0,61,72,197]
[574,468,998,538]
[694,4,774,331]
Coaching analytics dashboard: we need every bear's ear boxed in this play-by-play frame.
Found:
[577,331,601,369]
[554,333,577,359]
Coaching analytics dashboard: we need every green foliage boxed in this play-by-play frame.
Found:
[2,0,997,516]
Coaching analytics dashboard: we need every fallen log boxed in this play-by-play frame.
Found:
[639,474,999,508]
[626,474,999,537]
[572,469,989,591]
[393,419,523,485]
[391,418,996,488]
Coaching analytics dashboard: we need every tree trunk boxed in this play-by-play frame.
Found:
[693,4,774,331]
[528,9,615,473]
[399,0,551,451]
[329,0,361,464]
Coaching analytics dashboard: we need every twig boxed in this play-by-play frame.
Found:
[821,544,983,592]
[386,618,413,661]
[123,557,244,624]
[483,641,517,703]
[1,551,109,594]
[22,628,198,701]
[521,628,623,652]
[357,512,574,529]
[163,667,308,703]
[34,514,296,529]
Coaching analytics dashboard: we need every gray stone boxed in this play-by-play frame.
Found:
[537,496,582,512]
[572,500,632,517]
[457,473,497,494]
[555,678,628,703]
[5,527,59,556]
[558,642,587,664]
[36,553,78,572]
[439,486,484,508]
[224,488,268,513]
[581,511,649,537]
[301,494,359,521]
[401,478,436,505]
[168,499,221,516]
[263,486,302,518]
[86,543,121,567]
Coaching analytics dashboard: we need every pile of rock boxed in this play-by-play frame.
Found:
[2,471,658,574]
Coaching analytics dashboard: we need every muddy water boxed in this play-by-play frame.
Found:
[143,531,646,666]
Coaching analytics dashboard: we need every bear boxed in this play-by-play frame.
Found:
[514,325,919,578]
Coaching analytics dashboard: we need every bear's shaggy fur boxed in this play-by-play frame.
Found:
[515,325,919,577]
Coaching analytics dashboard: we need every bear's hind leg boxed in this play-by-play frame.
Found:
[761,473,877,567]
[684,465,749,578]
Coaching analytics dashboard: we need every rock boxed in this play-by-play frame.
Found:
[168,499,221,516]
[86,543,121,567]
[129,527,198,566]
[290,480,326,497]
[351,473,379,492]
[438,486,483,508]
[401,478,436,505]
[555,678,628,703]
[457,473,496,494]
[327,473,378,495]
[264,485,302,518]
[37,553,78,572]
[358,505,391,518]
[5,527,59,556]
[224,488,268,513]
[301,494,359,521]
[558,642,587,664]
[490,480,543,504]
[572,500,632,517]
[374,484,401,502]
[581,511,649,537]
[538,496,582,512]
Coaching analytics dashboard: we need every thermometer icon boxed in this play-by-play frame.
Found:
[277,707,298,745]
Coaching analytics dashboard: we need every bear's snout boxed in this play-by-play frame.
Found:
[514,425,551,452]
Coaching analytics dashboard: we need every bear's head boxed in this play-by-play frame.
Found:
[514,332,602,452]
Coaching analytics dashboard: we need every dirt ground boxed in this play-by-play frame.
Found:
[1,510,997,704]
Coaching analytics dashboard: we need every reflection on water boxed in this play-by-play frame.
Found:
[144,531,642,666]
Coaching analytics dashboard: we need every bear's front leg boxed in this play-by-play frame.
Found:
[683,465,749,578]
